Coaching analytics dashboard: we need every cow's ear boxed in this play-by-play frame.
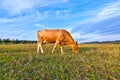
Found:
[76,41,78,44]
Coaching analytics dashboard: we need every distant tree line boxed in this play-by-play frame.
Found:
[0,38,37,44]
[83,40,120,44]
[0,38,120,44]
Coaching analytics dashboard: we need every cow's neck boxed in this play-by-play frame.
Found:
[66,35,76,46]
[69,37,75,45]
[68,38,76,52]
[70,42,76,52]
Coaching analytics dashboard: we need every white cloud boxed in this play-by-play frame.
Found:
[96,1,120,21]
[71,1,120,42]
[72,32,120,43]
[0,10,44,24]
[0,0,68,16]
[35,23,46,28]
[73,1,120,23]
[87,34,120,42]
[71,32,81,40]
[71,1,120,28]
[1,0,34,16]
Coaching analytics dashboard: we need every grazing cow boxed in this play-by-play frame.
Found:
[37,29,78,54]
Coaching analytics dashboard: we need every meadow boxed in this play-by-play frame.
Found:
[0,43,120,80]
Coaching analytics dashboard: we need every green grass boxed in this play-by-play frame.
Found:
[0,44,120,80]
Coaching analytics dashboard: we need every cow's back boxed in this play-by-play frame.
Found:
[37,29,61,43]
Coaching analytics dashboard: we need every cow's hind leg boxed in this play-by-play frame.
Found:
[37,41,44,53]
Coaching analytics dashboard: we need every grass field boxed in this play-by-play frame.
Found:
[0,43,120,80]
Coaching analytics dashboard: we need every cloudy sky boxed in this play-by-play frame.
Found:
[0,0,120,42]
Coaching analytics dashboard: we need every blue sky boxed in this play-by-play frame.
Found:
[0,0,120,42]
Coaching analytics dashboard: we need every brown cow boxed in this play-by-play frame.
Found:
[37,29,78,54]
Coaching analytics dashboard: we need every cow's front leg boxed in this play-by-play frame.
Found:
[60,42,64,54]
[40,46,44,53]
[51,42,59,53]
[60,46,64,54]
